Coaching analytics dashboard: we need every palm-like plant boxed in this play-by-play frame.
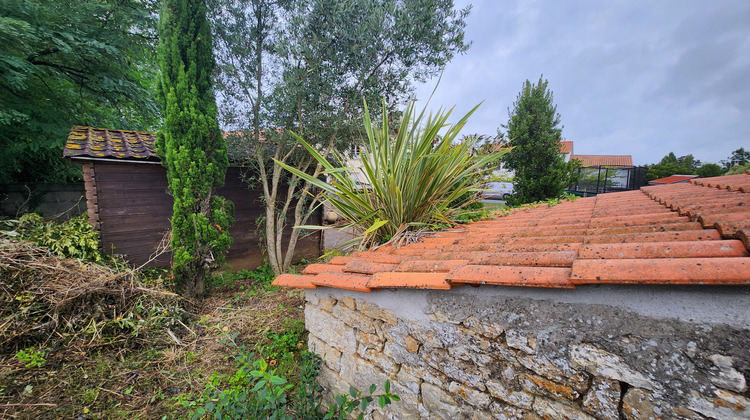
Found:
[276,100,509,248]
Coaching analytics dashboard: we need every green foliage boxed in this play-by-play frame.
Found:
[646,153,700,182]
[501,76,579,205]
[211,0,471,274]
[13,213,101,261]
[0,0,160,183]
[193,330,397,419]
[695,163,724,178]
[726,162,750,175]
[15,347,46,368]
[277,100,508,248]
[158,0,233,298]
[722,147,750,171]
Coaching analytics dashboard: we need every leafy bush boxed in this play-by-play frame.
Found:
[193,330,398,419]
[13,213,101,261]
[726,162,750,175]
[277,100,508,248]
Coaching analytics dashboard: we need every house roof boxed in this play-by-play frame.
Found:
[570,154,634,167]
[273,173,750,291]
[63,126,158,161]
[559,141,573,154]
[650,174,700,185]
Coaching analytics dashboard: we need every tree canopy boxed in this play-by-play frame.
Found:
[0,0,160,183]
[158,0,232,297]
[501,76,578,205]
[212,0,471,274]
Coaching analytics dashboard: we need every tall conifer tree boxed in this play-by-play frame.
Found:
[157,0,232,297]
[502,76,578,205]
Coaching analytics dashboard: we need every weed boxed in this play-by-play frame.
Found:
[15,347,46,368]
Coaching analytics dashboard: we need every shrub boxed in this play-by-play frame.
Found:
[14,213,101,261]
[277,100,508,248]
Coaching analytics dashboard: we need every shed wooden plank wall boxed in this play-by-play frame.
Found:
[83,161,321,269]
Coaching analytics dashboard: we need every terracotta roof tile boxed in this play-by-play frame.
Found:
[273,274,317,289]
[649,175,699,185]
[368,272,450,289]
[570,258,750,285]
[310,273,372,292]
[272,173,750,291]
[570,154,634,167]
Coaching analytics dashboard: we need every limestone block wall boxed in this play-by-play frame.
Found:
[304,286,750,419]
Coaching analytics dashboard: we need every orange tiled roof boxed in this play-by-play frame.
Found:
[570,154,633,167]
[273,173,750,291]
[559,141,573,154]
[63,126,158,161]
[649,174,699,185]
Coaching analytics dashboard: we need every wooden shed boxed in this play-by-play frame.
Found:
[62,126,322,269]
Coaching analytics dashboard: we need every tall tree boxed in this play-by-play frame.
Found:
[158,0,233,297]
[212,0,470,275]
[0,0,159,183]
[501,76,577,205]
[722,147,750,171]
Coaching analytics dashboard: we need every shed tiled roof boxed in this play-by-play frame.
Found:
[63,126,158,161]
[273,173,750,291]
[570,154,634,167]
[649,174,699,185]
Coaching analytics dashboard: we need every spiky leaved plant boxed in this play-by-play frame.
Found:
[277,100,508,248]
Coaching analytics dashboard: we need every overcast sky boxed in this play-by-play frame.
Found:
[412,0,750,166]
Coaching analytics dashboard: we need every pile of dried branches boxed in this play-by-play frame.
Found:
[0,239,182,352]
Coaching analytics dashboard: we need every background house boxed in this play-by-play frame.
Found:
[63,126,322,269]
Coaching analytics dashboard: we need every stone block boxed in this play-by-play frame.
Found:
[358,300,398,325]
[521,373,579,401]
[339,355,389,395]
[305,304,357,354]
[340,296,357,309]
[448,381,491,409]
[408,323,445,350]
[358,347,399,375]
[532,396,596,420]
[404,335,420,353]
[708,354,747,393]
[485,380,534,410]
[396,367,422,396]
[319,296,337,312]
[306,292,320,306]
[332,303,376,334]
[582,377,620,420]
[422,348,486,391]
[488,401,530,420]
[621,387,666,420]
[571,344,658,390]
[317,365,349,399]
[506,330,536,354]
[688,389,749,420]
[308,336,342,373]
[518,354,589,393]
[463,316,504,339]
[401,363,447,388]
[428,311,461,324]
[356,330,385,352]
[422,382,461,419]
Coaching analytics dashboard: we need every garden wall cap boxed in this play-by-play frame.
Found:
[272,173,750,291]
[63,126,158,161]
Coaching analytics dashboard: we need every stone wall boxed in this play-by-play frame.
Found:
[304,286,750,419]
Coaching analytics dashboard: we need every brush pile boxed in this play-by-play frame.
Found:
[0,239,184,352]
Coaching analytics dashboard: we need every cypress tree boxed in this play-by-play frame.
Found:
[157,0,232,298]
[502,76,577,205]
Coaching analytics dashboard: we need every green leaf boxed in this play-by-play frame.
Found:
[369,384,376,394]
[378,395,387,409]
[384,380,390,393]
[349,386,357,398]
